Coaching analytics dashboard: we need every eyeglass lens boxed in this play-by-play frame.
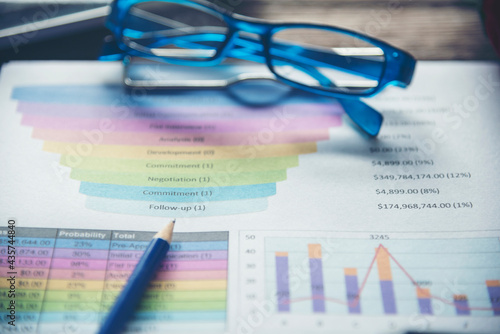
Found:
[122,2,228,61]
[270,28,385,94]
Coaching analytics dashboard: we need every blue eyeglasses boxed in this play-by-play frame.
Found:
[102,0,416,136]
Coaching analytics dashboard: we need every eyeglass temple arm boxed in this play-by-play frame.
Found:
[285,60,383,136]
[279,60,384,136]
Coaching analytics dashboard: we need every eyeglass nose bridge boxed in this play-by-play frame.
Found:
[227,14,274,36]
[219,15,274,65]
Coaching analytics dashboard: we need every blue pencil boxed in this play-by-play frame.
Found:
[98,220,176,334]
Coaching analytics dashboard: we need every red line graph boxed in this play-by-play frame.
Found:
[282,244,499,312]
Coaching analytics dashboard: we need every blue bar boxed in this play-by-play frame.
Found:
[275,254,290,312]
[380,280,397,314]
[454,295,471,316]
[418,298,433,315]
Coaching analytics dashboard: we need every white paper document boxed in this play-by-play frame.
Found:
[0,61,499,333]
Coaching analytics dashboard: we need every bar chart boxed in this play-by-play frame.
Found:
[239,230,500,333]
[0,227,228,333]
[268,238,499,316]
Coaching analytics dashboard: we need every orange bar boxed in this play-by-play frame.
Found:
[275,252,288,257]
[453,294,468,301]
[308,244,322,259]
[486,280,500,287]
[416,287,431,298]
[344,268,357,276]
[376,247,392,281]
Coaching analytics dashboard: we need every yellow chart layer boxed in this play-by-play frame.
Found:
[43,141,317,161]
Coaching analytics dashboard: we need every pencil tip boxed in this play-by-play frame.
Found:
[154,220,175,243]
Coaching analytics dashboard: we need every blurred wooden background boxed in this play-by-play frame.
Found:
[232,0,497,60]
[0,0,497,63]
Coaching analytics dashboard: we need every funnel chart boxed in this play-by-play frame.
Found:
[13,85,343,217]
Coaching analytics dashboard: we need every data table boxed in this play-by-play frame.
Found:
[0,227,229,333]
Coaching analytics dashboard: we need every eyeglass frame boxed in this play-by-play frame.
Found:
[104,0,416,100]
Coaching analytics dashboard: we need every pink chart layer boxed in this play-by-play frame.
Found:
[21,114,342,133]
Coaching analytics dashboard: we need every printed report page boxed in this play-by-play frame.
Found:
[0,61,499,333]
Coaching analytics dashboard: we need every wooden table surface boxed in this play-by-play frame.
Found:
[231,0,497,60]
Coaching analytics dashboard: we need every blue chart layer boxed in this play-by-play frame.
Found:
[80,182,276,202]
[12,85,339,106]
